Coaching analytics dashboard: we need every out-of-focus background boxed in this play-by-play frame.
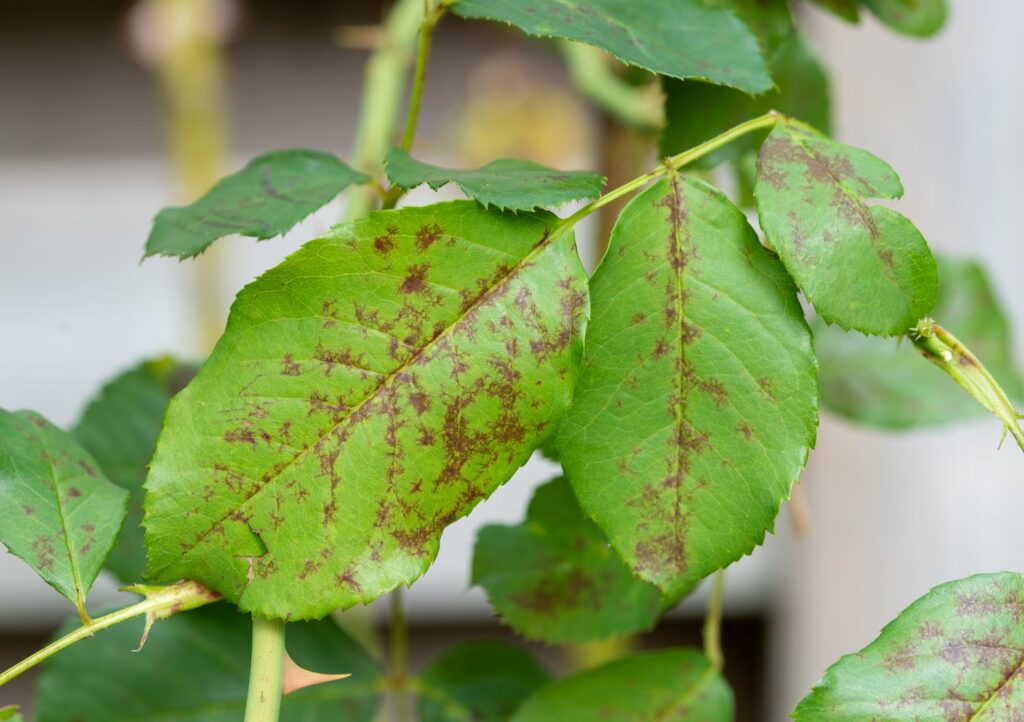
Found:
[1,1,1022,719]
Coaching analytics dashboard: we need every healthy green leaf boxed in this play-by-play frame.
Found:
[384,149,604,212]
[702,0,793,55]
[511,649,732,722]
[0,409,128,619]
[661,34,831,166]
[0,707,22,722]
[755,122,938,336]
[417,641,550,722]
[473,477,666,643]
[449,0,773,95]
[807,0,860,21]
[794,572,1024,720]
[864,0,947,37]
[818,255,1023,428]
[144,201,588,620]
[557,176,817,595]
[35,603,381,722]
[71,358,194,582]
[144,150,371,260]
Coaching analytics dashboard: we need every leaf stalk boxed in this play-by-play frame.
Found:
[703,570,726,671]
[243,616,287,722]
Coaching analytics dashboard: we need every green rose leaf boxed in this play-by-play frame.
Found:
[35,603,381,722]
[807,0,860,22]
[384,148,605,212]
[864,0,947,37]
[0,707,22,722]
[818,255,1023,428]
[557,176,817,595]
[473,477,666,643]
[661,35,831,166]
[144,150,371,260]
[449,0,772,95]
[755,122,938,336]
[417,641,550,722]
[511,649,732,722]
[0,409,128,620]
[71,357,195,582]
[144,201,588,620]
[794,572,1024,720]
[702,0,793,55]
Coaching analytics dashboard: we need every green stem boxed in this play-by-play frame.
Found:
[703,570,726,671]
[911,318,1024,452]
[244,617,286,722]
[389,588,411,722]
[400,1,445,151]
[559,40,662,130]
[0,581,219,689]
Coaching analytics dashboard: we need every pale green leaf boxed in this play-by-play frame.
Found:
[755,123,938,336]
[71,357,194,582]
[794,572,1024,720]
[449,0,772,94]
[511,649,732,722]
[0,707,22,722]
[384,149,604,212]
[864,0,947,37]
[145,150,371,259]
[0,409,128,617]
[144,201,588,619]
[473,477,666,643]
[818,255,1023,428]
[557,177,817,595]
[417,641,550,722]
[35,603,381,722]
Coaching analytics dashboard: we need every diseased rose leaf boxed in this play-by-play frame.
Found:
[144,150,371,260]
[0,409,128,618]
[794,572,1024,720]
[864,0,947,37]
[472,477,667,643]
[557,176,817,596]
[511,649,732,722]
[755,123,938,336]
[71,357,195,582]
[417,641,550,722]
[449,0,772,94]
[144,201,588,620]
[35,603,381,722]
[384,148,605,213]
[818,255,1023,428]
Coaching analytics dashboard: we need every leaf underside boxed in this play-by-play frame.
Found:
[511,649,733,722]
[144,201,588,620]
[384,148,605,212]
[755,123,937,336]
[35,604,381,722]
[144,149,371,260]
[817,255,1024,428]
[0,409,127,615]
[794,572,1024,720]
[450,0,772,94]
[557,177,818,596]
[473,477,666,643]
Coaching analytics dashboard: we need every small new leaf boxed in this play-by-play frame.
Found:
[384,148,604,212]
[511,649,732,722]
[473,477,666,643]
[0,409,128,621]
[794,573,1024,720]
[864,0,947,37]
[144,150,371,259]
[450,0,772,94]
[755,122,938,336]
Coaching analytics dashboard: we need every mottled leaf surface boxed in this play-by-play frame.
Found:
[145,202,588,619]
[450,0,772,94]
[473,477,665,643]
[145,150,371,259]
[755,123,937,336]
[72,358,194,582]
[818,255,1023,428]
[557,177,817,594]
[417,641,550,722]
[0,409,127,616]
[661,35,830,166]
[384,148,604,212]
[865,0,947,37]
[794,573,1024,720]
[511,650,732,722]
[35,604,381,722]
